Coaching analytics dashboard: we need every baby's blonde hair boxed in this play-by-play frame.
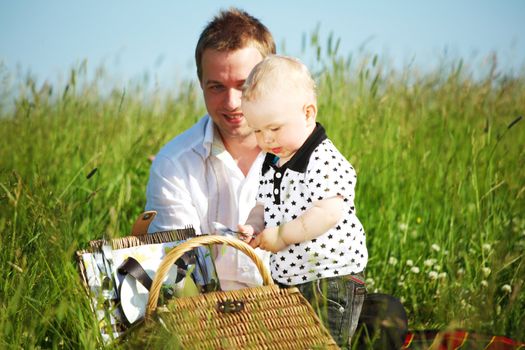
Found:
[242,55,317,104]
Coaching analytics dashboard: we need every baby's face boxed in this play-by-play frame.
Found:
[242,91,315,164]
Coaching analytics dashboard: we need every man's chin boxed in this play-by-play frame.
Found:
[217,124,253,140]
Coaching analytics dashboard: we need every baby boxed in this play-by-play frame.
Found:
[238,55,368,347]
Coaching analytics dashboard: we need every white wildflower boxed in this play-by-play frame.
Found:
[481,280,488,288]
[428,271,438,280]
[438,272,447,280]
[400,296,406,304]
[424,259,436,267]
[482,243,492,252]
[457,268,465,276]
[406,259,414,267]
[397,281,405,287]
[410,266,420,274]
[482,267,491,277]
[501,284,512,293]
[365,278,375,287]
[431,244,440,252]
[399,223,408,231]
[388,257,398,266]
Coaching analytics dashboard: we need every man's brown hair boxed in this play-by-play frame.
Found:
[195,8,276,81]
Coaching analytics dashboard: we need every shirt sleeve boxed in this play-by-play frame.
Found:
[305,144,357,207]
[145,154,202,234]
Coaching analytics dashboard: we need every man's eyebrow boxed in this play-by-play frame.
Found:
[204,80,223,86]
[204,79,246,86]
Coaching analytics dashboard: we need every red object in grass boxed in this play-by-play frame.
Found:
[402,330,525,350]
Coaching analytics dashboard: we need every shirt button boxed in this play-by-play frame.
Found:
[275,172,282,179]
[274,188,279,194]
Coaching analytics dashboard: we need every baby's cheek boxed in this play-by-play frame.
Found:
[255,134,265,146]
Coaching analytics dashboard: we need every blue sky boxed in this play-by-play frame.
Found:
[1,1,524,89]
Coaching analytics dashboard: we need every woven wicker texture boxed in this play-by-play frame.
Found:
[146,235,339,349]
[156,285,338,349]
[87,228,196,251]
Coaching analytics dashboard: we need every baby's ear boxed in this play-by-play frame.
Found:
[304,103,317,124]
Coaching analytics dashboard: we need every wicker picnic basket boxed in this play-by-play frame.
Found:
[77,227,197,297]
[144,235,339,349]
[76,227,197,340]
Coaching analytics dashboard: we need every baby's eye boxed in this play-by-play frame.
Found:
[270,127,280,132]
[253,129,261,133]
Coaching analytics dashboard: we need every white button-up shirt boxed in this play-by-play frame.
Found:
[145,115,269,290]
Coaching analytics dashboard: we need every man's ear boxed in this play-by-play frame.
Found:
[304,104,317,125]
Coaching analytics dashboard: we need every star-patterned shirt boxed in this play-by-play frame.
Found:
[257,123,368,285]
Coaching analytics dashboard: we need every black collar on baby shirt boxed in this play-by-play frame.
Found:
[262,122,327,175]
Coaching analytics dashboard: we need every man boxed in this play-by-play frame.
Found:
[145,8,276,290]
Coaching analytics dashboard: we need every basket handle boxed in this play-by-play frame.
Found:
[146,235,273,317]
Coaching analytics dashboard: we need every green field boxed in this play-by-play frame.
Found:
[1,40,524,348]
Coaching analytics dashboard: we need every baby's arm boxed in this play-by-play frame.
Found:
[250,195,344,252]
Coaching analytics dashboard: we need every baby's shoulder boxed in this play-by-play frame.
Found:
[308,140,354,169]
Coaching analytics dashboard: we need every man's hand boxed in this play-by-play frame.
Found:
[237,224,256,243]
[249,226,288,253]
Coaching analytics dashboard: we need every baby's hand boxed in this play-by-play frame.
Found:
[249,227,287,253]
[237,224,255,243]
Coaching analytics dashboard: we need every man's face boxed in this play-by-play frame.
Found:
[200,47,263,141]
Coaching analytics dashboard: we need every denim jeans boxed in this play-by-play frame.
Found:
[293,274,366,349]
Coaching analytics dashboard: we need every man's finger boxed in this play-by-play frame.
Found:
[237,231,253,240]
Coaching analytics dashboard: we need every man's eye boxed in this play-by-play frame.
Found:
[209,85,224,91]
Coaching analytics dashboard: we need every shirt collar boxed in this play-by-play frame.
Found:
[262,122,327,175]
[200,115,226,158]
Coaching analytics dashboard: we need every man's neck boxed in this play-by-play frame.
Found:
[222,135,261,176]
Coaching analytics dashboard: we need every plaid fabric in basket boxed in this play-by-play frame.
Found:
[402,330,525,350]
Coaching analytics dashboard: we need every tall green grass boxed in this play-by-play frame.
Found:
[1,39,524,348]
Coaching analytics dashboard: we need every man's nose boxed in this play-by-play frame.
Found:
[224,88,242,111]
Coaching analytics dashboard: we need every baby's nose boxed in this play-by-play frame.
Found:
[263,132,274,143]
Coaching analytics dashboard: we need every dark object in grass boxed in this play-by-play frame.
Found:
[86,167,98,179]
[354,293,408,349]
